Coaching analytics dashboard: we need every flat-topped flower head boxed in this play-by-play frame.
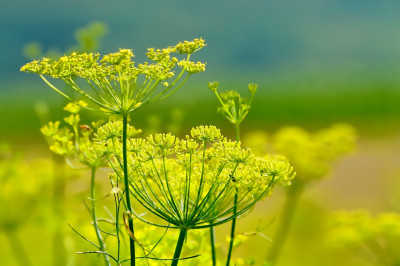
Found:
[95,121,141,142]
[175,137,199,154]
[248,83,258,95]
[21,38,206,115]
[273,124,356,181]
[147,133,176,150]
[261,155,295,185]
[100,48,134,65]
[175,38,206,54]
[177,61,206,73]
[104,125,294,229]
[213,139,250,164]
[41,121,74,156]
[146,46,178,69]
[208,81,219,92]
[63,100,88,113]
[190,125,221,142]
[41,102,143,168]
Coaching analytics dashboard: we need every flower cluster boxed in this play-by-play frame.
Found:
[96,125,294,229]
[41,101,141,168]
[208,82,257,126]
[21,38,206,114]
[272,124,356,181]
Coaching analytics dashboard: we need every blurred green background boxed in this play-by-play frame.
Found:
[1,0,400,265]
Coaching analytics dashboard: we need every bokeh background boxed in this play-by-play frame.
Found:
[1,0,400,265]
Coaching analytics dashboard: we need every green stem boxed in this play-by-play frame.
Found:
[171,228,187,266]
[226,123,241,266]
[266,181,304,265]
[226,192,238,266]
[235,123,240,142]
[90,167,111,266]
[210,224,217,265]
[6,230,32,266]
[123,114,136,266]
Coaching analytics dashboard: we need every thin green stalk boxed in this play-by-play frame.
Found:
[266,182,304,265]
[210,223,217,265]
[226,192,238,266]
[123,113,136,266]
[235,123,240,142]
[171,228,187,266]
[90,167,111,266]
[6,230,32,266]
[225,123,240,266]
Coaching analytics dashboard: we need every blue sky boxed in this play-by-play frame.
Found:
[2,0,400,92]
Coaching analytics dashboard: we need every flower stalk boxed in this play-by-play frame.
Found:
[265,182,304,265]
[226,122,240,266]
[171,228,187,266]
[122,114,136,266]
[208,82,257,265]
[210,223,217,265]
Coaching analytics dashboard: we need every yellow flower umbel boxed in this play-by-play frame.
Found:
[41,101,142,169]
[96,125,294,265]
[100,125,293,229]
[272,123,356,182]
[21,38,206,115]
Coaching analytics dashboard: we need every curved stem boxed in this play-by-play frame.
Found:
[171,228,187,266]
[90,167,111,266]
[225,123,241,266]
[123,114,136,266]
[266,182,304,265]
